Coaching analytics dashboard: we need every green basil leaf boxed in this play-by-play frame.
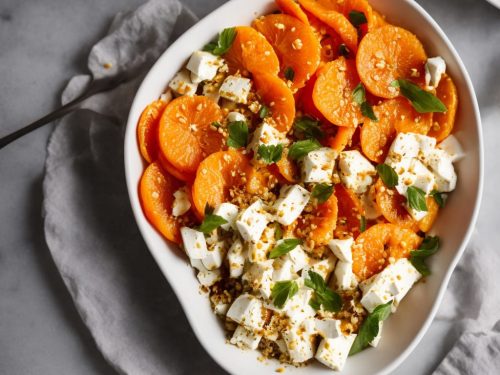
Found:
[258,144,283,164]
[203,27,237,56]
[431,189,446,208]
[349,10,368,27]
[274,223,283,241]
[294,116,324,140]
[360,215,366,233]
[339,44,350,57]
[288,139,322,160]
[227,121,249,148]
[271,280,299,308]
[352,83,366,105]
[198,214,228,234]
[407,186,428,212]
[410,236,440,275]
[312,183,334,204]
[305,270,342,312]
[259,105,270,119]
[269,238,302,259]
[361,101,378,121]
[349,301,392,355]
[284,67,295,81]
[376,164,399,188]
[212,121,221,128]
[392,79,447,113]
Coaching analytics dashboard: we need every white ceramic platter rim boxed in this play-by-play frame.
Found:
[124,0,483,374]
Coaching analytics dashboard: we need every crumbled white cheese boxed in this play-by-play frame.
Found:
[202,241,226,270]
[226,111,247,123]
[168,69,198,96]
[339,150,376,194]
[230,325,262,350]
[196,269,221,286]
[236,200,269,243]
[242,260,274,299]
[227,239,245,278]
[226,294,266,331]
[180,227,208,260]
[438,135,465,162]
[213,202,239,231]
[301,147,337,184]
[328,237,354,263]
[332,261,358,291]
[248,225,276,262]
[272,184,310,226]
[186,51,222,83]
[172,187,191,217]
[425,56,446,88]
[247,121,284,154]
[315,333,357,371]
[219,75,252,104]
[285,244,310,273]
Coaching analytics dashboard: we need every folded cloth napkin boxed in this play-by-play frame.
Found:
[44,1,225,374]
[42,0,500,374]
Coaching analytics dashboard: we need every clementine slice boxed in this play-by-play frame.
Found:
[428,75,458,141]
[253,72,296,132]
[352,223,422,280]
[276,0,309,24]
[334,184,365,239]
[299,192,338,245]
[158,95,224,176]
[137,98,169,163]
[313,57,363,127]
[224,26,280,76]
[139,162,183,244]
[356,25,427,99]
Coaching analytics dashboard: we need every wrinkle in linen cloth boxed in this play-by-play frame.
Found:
[42,0,500,374]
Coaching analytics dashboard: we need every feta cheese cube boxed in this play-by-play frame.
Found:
[168,69,198,96]
[387,133,420,161]
[360,258,421,313]
[438,135,465,162]
[282,322,316,363]
[186,51,222,83]
[285,245,310,272]
[247,122,284,154]
[230,325,262,350]
[202,241,226,270]
[172,187,191,217]
[226,294,266,331]
[315,318,342,339]
[248,225,275,262]
[213,202,239,231]
[302,256,337,281]
[190,258,206,272]
[226,111,247,123]
[301,147,337,184]
[219,75,252,104]
[284,286,316,323]
[214,302,229,315]
[328,238,354,263]
[236,200,269,243]
[315,334,357,371]
[414,134,437,157]
[425,56,446,88]
[332,261,358,291]
[180,227,208,260]
[272,259,295,282]
[423,149,457,192]
[227,239,246,278]
[272,184,310,226]
[242,260,274,299]
[197,269,221,286]
[409,159,436,195]
[361,187,381,220]
[369,321,383,347]
[339,150,376,194]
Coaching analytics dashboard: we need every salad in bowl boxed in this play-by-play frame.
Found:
[132,0,468,372]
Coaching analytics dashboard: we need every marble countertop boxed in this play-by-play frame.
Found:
[1,0,499,374]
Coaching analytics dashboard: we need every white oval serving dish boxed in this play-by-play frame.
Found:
[124,0,483,373]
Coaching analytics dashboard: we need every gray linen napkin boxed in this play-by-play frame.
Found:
[43,1,224,374]
[42,0,500,374]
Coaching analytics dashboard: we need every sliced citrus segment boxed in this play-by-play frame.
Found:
[158,95,224,176]
[418,196,439,232]
[192,150,252,218]
[299,0,358,54]
[253,13,321,89]
[253,72,296,132]
[328,126,356,153]
[334,184,365,239]
[137,98,169,163]
[360,98,433,163]
[224,26,280,76]
[374,179,419,232]
[313,57,363,127]
[352,223,422,280]
[139,162,183,244]
[356,25,427,99]
[298,192,338,246]
[428,75,458,141]
[276,0,309,24]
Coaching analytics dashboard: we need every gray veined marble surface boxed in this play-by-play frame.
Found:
[1,0,499,375]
